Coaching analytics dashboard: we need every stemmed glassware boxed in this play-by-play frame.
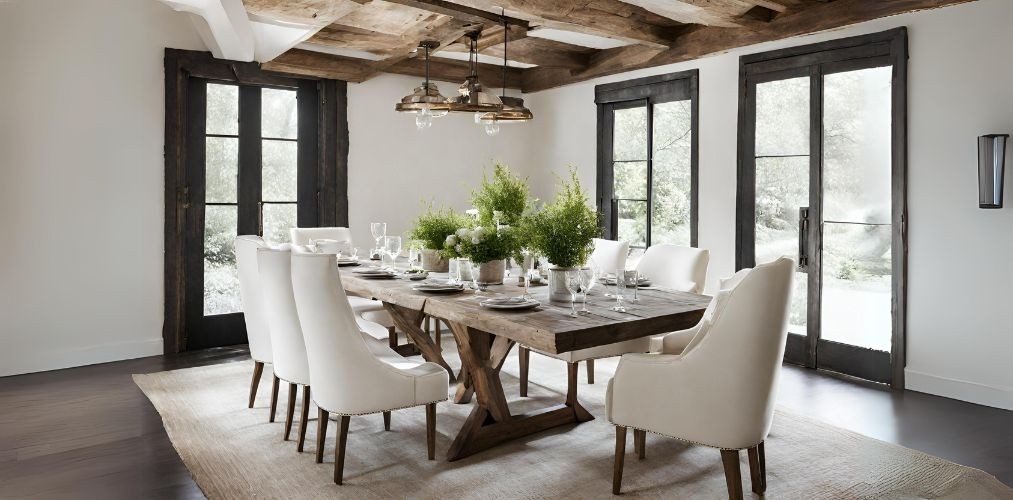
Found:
[564,270,582,317]
[383,235,401,271]
[470,261,485,291]
[611,268,627,313]
[579,262,600,314]
[407,243,421,271]
[370,222,387,259]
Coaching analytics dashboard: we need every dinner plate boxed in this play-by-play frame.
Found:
[413,283,465,293]
[337,261,360,267]
[601,277,652,287]
[480,298,540,310]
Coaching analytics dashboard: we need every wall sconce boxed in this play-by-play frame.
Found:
[978,134,1008,209]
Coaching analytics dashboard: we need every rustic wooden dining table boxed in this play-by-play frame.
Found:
[339,268,711,461]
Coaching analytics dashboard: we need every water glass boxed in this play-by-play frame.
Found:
[579,264,599,314]
[611,268,627,313]
[470,261,485,291]
[625,270,640,301]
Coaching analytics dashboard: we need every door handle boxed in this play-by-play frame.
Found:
[798,207,809,272]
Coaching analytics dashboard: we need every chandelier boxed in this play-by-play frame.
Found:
[478,13,533,136]
[394,41,451,130]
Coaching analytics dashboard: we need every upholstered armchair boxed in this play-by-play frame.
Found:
[589,237,630,274]
[235,236,277,417]
[291,251,449,485]
[290,227,398,346]
[606,257,794,498]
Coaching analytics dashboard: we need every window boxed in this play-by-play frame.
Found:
[596,70,699,251]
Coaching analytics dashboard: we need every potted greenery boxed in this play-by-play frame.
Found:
[471,162,532,227]
[444,225,518,285]
[408,203,471,272]
[524,170,602,302]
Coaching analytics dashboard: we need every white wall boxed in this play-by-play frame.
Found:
[522,0,1013,410]
[0,0,206,376]
[346,74,532,250]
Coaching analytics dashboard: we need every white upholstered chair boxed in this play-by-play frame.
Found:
[291,227,397,345]
[290,251,449,484]
[607,257,794,498]
[289,227,353,246]
[235,236,277,418]
[257,246,314,451]
[518,243,709,393]
[589,238,630,274]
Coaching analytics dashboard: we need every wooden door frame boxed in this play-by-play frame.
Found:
[734,28,908,389]
[163,48,349,353]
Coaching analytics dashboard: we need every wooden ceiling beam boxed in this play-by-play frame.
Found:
[260,47,524,88]
[522,0,974,92]
[242,0,363,27]
[423,0,678,49]
[380,0,530,27]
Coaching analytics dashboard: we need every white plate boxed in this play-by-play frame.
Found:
[480,299,540,310]
[413,285,464,294]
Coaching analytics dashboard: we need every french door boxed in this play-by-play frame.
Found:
[164,49,349,353]
[736,29,907,387]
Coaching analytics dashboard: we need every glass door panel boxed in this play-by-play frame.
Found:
[651,100,692,246]
[820,66,893,352]
[753,77,810,336]
[203,84,240,316]
[261,88,299,244]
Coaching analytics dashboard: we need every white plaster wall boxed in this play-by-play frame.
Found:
[0,0,206,376]
[346,73,532,250]
[521,0,1013,409]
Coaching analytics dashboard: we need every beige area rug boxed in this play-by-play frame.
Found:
[134,343,1011,500]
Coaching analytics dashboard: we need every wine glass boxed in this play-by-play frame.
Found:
[564,270,582,317]
[384,235,401,271]
[470,261,485,291]
[370,222,387,258]
[448,258,460,284]
[408,244,421,270]
[611,268,627,313]
[579,263,600,314]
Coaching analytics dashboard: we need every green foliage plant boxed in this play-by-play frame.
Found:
[444,225,517,263]
[526,169,602,268]
[471,162,532,227]
[408,202,472,251]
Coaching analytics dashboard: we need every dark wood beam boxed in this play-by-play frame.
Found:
[261,48,523,89]
[522,0,974,92]
[381,0,530,27]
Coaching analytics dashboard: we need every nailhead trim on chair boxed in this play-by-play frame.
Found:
[608,420,763,452]
[315,397,448,417]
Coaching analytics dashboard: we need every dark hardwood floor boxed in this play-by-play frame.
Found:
[0,345,1009,499]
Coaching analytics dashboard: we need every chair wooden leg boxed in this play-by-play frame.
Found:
[748,442,766,494]
[426,402,436,460]
[518,346,530,397]
[720,449,744,500]
[268,375,280,423]
[435,320,441,348]
[284,383,297,441]
[388,326,397,348]
[613,426,627,495]
[382,411,391,431]
[297,385,311,452]
[248,361,264,408]
[316,408,329,463]
[634,429,646,460]
[586,359,595,384]
[334,416,350,485]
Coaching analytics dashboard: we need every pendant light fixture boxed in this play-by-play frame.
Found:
[447,31,503,114]
[395,41,450,130]
[479,10,533,136]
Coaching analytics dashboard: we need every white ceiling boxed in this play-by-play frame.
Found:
[527,28,633,50]
[432,50,537,69]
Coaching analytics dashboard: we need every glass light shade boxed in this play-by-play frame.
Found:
[485,121,500,136]
[978,134,1008,209]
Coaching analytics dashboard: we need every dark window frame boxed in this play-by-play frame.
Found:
[735,28,908,388]
[595,69,700,248]
[164,48,349,353]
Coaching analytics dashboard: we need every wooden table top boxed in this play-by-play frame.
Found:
[339,268,711,355]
